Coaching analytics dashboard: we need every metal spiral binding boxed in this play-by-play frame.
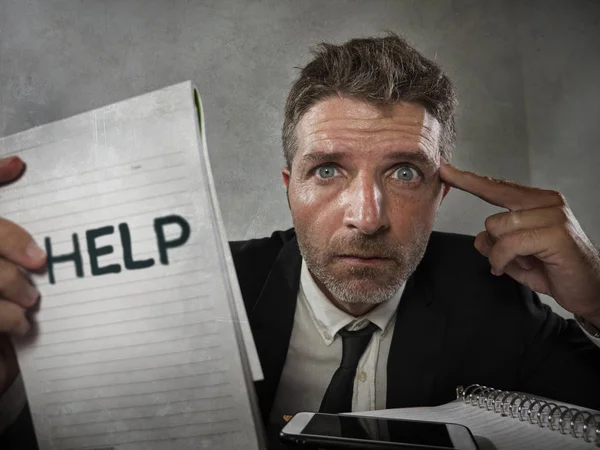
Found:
[456,384,600,446]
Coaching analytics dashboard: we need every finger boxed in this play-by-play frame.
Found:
[515,255,536,270]
[484,206,570,238]
[0,217,46,270]
[474,231,493,257]
[0,299,30,335]
[0,156,25,185]
[501,260,550,295]
[440,162,564,211]
[487,227,558,275]
[0,258,40,307]
[474,231,535,270]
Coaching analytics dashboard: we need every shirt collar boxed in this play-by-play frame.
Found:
[300,259,405,346]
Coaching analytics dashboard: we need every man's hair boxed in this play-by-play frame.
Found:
[282,33,458,168]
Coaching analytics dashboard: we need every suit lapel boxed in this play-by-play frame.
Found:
[386,248,448,407]
[249,236,302,423]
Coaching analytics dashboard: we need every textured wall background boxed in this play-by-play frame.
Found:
[517,0,600,316]
[519,0,600,244]
[0,0,598,314]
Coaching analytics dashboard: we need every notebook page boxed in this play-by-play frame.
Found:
[0,82,261,450]
[192,90,265,446]
[356,400,596,449]
[192,89,264,385]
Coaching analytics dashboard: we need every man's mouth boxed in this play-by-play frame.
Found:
[340,254,387,259]
[336,254,392,264]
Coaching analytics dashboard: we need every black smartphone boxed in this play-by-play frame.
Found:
[279,412,479,449]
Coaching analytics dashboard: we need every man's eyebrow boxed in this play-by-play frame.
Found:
[299,151,347,166]
[299,150,437,169]
[382,151,437,169]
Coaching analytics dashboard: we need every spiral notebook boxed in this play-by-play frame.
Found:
[357,384,599,450]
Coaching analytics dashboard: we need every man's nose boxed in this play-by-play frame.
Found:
[342,176,390,235]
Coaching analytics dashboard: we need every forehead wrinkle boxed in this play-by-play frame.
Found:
[303,97,425,122]
[304,128,438,153]
[304,116,424,134]
[306,121,429,139]
[414,131,438,150]
[296,98,441,160]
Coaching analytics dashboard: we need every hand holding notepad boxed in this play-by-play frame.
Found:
[0,155,46,332]
[0,155,48,399]
[0,82,264,450]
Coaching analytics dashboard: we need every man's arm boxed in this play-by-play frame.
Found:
[516,286,600,410]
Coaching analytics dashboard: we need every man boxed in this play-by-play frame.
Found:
[1,34,600,449]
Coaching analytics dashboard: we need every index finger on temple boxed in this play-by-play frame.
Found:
[439,161,561,211]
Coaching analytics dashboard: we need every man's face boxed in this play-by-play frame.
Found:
[282,96,448,307]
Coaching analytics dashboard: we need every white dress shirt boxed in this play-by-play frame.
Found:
[269,260,404,428]
[268,258,600,429]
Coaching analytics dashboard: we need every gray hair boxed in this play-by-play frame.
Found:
[282,33,458,168]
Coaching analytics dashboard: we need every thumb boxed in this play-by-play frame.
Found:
[0,156,25,185]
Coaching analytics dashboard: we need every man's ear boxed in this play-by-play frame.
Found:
[282,167,291,209]
[439,156,451,206]
[282,167,290,188]
[442,182,451,199]
[437,182,451,210]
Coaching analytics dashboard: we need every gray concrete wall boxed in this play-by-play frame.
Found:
[520,0,600,244]
[518,0,600,317]
[0,0,529,241]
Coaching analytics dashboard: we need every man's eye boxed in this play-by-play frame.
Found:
[393,166,419,182]
[316,165,338,179]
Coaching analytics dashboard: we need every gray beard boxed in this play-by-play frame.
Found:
[298,235,429,306]
[313,267,404,305]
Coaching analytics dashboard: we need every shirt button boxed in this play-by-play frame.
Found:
[358,371,368,382]
[323,331,331,340]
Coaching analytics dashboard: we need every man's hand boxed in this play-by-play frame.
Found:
[440,161,600,328]
[0,156,47,394]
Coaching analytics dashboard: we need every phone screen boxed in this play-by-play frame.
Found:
[302,414,458,447]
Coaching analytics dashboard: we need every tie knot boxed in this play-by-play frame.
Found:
[338,322,379,339]
[338,322,378,370]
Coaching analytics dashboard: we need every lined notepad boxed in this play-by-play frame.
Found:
[357,399,597,449]
[0,82,264,450]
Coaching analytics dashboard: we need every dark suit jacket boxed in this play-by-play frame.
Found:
[233,230,600,419]
[3,229,600,449]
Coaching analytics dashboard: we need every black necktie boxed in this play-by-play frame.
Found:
[319,322,379,414]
